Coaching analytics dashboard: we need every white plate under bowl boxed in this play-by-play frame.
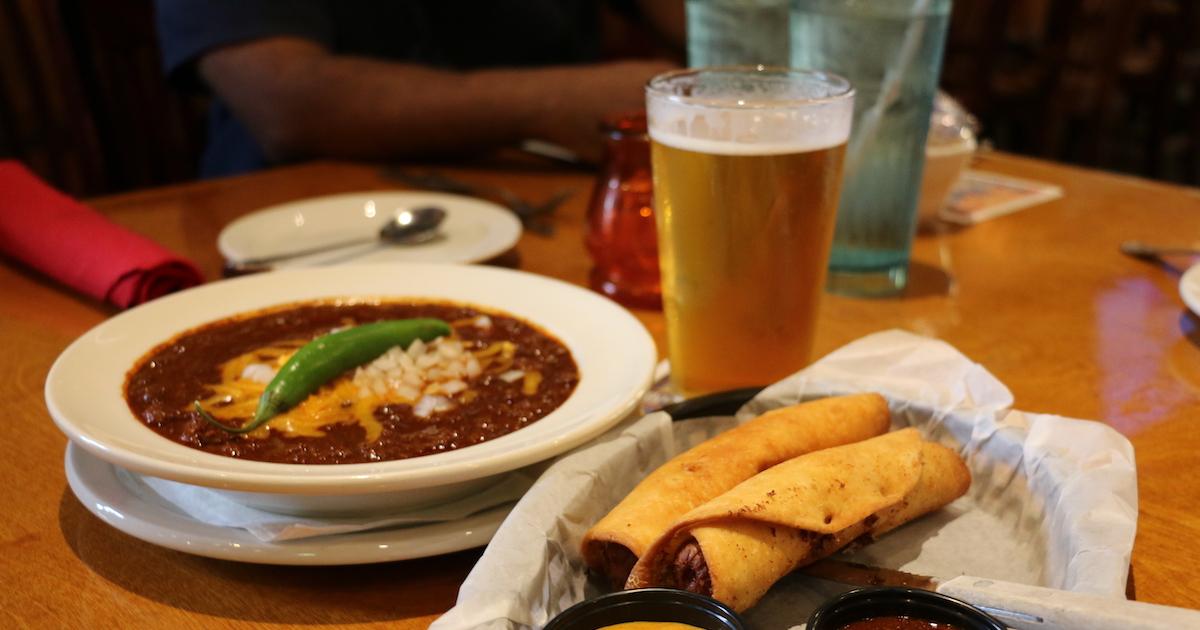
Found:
[1181,264,1200,317]
[46,263,656,514]
[218,191,522,267]
[65,443,508,565]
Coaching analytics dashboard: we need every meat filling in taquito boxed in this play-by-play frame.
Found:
[581,393,891,588]
[625,428,970,612]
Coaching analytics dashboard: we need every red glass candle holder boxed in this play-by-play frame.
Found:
[585,113,661,309]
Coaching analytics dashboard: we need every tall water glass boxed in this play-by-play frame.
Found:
[792,0,952,296]
[686,0,791,67]
[646,68,854,396]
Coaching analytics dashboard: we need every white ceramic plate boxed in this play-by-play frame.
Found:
[218,191,522,267]
[65,443,509,565]
[46,263,656,500]
[1181,264,1200,317]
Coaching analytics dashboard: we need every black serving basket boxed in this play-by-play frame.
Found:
[544,588,746,630]
[806,587,1006,630]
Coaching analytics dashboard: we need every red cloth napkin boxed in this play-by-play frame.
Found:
[0,160,204,308]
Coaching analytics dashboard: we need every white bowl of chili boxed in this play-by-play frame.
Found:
[46,263,656,515]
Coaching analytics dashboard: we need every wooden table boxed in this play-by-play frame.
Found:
[3,153,1198,627]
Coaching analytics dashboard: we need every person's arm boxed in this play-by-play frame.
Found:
[198,37,674,164]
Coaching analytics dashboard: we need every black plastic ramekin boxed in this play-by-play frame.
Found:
[543,588,746,630]
[806,587,1006,630]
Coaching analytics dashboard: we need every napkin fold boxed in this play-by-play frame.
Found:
[120,468,535,542]
[0,160,204,308]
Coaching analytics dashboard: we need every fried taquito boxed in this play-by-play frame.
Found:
[625,428,970,612]
[581,393,891,588]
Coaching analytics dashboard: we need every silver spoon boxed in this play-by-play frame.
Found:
[1119,240,1200,259]
[231,206,447,268]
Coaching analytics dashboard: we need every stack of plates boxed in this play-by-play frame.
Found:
[47,264,656,565]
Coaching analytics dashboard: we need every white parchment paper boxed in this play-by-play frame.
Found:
[431,330,1139,630]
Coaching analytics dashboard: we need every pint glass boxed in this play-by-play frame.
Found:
[646,67,854,396]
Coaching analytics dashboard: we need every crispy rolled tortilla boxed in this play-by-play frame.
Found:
[625,428,971,612]
[581,393,890,588]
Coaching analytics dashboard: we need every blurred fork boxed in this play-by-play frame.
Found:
[381,167,574,236]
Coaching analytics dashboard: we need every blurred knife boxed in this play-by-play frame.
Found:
[803,559,1200,630]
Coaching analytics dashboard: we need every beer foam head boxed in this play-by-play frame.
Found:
[646,67,854,156]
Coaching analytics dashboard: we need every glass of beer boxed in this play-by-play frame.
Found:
[646,67,854,396]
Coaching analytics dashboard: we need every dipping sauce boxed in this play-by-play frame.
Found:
[124,299,578,464]
[840,617,962,630]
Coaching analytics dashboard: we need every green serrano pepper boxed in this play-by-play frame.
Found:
[195,317,451,434]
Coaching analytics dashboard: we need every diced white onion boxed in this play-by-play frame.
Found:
[499,369,525,383]
[413,394,453,418]
[350,333,520,417]
[240,363,277,384]
[416,353,438,368]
